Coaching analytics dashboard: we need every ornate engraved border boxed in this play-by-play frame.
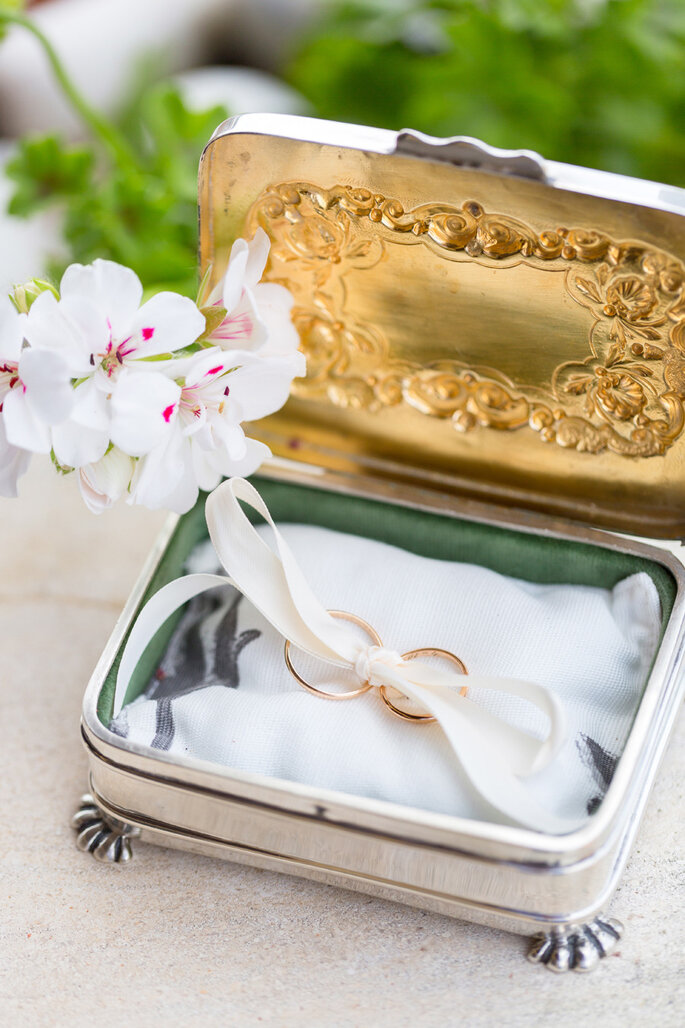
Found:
[246,182,685,457]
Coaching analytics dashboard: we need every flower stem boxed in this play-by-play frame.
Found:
[0,9,142,171]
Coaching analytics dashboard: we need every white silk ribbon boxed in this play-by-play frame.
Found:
[114,477,580,834]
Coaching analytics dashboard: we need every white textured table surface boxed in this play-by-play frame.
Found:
[2,462,684,1026]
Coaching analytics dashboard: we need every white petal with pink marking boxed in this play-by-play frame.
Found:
[210,290,268,351]
[129,291,206,357]
[181,347,235,387]
[110,370,182,456]
[60,259,143,338]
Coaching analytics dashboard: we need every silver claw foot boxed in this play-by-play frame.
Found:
[527,915,623,973]
[71,793,140,864]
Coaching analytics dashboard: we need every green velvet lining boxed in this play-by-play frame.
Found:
[98,475,677,725]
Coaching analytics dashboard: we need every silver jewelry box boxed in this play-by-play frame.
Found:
[76,115,685,974]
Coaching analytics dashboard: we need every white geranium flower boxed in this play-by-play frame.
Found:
[125,229,305,514]
[0,295,74,460]
[78,446,136,515]
[125,344,302,513]
[1,295,74,495]
[24,259,205,467]
[205,227,302,360]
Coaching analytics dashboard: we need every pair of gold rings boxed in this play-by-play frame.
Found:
[284,609,468,723]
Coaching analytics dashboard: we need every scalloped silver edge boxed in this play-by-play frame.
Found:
[71,792,140,864]
[528,915,623,972]
[205,113,685,217]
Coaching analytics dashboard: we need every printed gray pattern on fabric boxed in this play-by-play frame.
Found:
[143,592,261,750]
[110,524,662,828]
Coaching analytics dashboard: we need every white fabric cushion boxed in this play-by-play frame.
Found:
[111,525,662,827]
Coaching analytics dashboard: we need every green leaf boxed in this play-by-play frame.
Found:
[140,84,227,154]
[134,85,228,200]
[200,304,227,337]
[6,135,94,216]
[196,263,213,306]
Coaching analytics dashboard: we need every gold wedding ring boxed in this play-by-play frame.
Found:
[284,609,382,700]
[379,648,469,723]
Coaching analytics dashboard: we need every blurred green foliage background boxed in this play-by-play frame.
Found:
[286,0,685,187]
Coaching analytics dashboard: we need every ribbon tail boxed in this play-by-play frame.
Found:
[396,659,566,774]
[376,664,579,834]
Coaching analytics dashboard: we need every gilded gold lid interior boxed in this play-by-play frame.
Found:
[199,116,685,538]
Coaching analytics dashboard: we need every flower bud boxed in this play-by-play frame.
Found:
[10,278,58,314]
[78,447,136,514]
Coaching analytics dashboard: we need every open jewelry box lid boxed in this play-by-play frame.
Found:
[199,114,685,539]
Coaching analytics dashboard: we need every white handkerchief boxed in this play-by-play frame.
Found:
[111,524,661,827]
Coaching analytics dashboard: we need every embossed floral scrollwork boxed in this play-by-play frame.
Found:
[554,250,685,454]
[402,368,531,433]
[403,369,470,417]
[246,180,685,458]
[560,229,610,262]
[595,371,648,420]
[289,290,393,411]
[603,276,658,322]
[248,184,384,290]
[425,210,477,250]
[474,214,534,259]
[556,356,655,423]
[663,321,685,397]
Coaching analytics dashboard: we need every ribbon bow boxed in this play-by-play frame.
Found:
[114,477,579,834]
